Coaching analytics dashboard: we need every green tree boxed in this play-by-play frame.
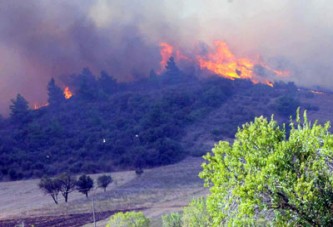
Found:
[106,211,150,227]
[10,93,30,123]
[38,176,61,204]
[97,174,112,192]
[76,174,94,198]
[200,110,333,226]
[47,78,65,106]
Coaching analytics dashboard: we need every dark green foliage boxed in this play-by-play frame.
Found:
[9,94,30,124]
[47,78,65,106]
[274,95,300,117]
[76,174,94,198]
[0,67,301,181]
[97,175,112,192]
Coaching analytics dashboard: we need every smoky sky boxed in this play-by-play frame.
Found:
[0,0,333,114]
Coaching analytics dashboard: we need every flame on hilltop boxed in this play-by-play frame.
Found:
[158,40,290,86]
[158,42,173,73]
[198,41,254,80]
[64,86,73,99]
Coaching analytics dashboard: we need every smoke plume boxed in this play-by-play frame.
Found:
[0,0,332,114]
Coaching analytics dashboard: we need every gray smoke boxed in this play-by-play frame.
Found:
[0,0,332,114]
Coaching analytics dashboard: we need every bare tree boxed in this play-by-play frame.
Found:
[57,173,77,202]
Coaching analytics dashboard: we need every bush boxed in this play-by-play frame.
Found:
[106,211,150,227]
[162,212,182,227]
[182,197,211,227]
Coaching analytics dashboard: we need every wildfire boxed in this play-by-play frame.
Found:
[158,40,290,87]
[158,42,173,73]
[197,41,254,80]
[64,86,73,99]
[33,103,48,110]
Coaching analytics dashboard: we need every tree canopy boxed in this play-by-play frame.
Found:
[200,110,333,226]
[76,174,94,198]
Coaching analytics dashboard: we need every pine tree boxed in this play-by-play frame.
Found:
[10,93,30,123]
[47,78,65,106]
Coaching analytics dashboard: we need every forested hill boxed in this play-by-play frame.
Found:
[0,60,313,181]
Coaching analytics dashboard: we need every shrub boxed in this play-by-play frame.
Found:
[182,197,211,227]
[106,211,150,227]
[162,212,182,227]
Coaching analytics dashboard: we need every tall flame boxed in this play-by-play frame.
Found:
[158,40,290,86]
[64,86,73,99]
[197,41,254,80]
[158,42,173,73]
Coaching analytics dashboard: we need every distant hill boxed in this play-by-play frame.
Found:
[0,67,321,181]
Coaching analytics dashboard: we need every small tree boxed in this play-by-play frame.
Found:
[57,173,77,202]
[38,177,61,204]
[97,175,112,192]
[76,174,94,198]
[200,110,333,226]
[106,211,150,227]
[10,93,30,123]
[47,78,65,106]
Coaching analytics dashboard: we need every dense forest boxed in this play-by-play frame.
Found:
[0,57,311,181]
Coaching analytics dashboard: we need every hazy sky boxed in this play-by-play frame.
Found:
[0,0,333,114]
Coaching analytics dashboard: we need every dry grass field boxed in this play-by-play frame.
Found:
[0,157,208,226]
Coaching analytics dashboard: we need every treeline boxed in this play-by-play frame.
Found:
[39,173,112,204]
[0,57,304,181]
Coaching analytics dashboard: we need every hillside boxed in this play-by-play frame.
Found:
[0,66,322,181]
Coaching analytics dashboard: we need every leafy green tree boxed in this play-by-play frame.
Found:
[38,176,61,204]
[200,110,333,226]
[10,93,30,123]
[97,175,112,192]
[47,78,65,106]
[57,173,77,202]
[106,211,150,227]
[76,174,94,198]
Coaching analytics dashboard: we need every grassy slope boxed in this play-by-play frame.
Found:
[0,157,206,226]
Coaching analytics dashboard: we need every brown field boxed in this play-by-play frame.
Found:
[0,157,208,227]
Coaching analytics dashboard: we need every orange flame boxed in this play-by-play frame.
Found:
[158,42,174,73]
[197,41,254,80]
[64,86,73,99]
[158,40,290,87]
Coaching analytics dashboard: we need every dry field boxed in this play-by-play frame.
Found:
[0,157,208,226]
